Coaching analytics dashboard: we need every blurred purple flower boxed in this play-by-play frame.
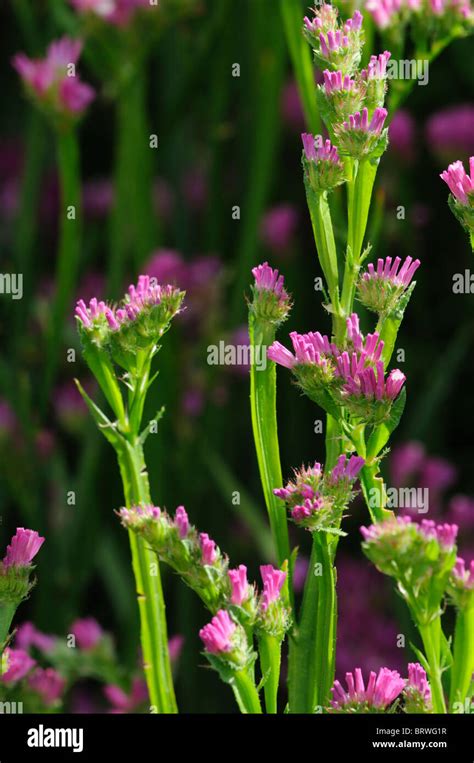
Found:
[71,618,103,650]
[1,648,36,684]
[426,104,474,160]
[28,667,65,706]
[82,178,114,220]
[389,109,416,162]
[15,622,56,653]
[260,204,299,256]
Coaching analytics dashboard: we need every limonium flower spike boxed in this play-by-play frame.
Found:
[357,255,421,315]
[12,37,94,120]
[303,5,364,75]
[2,529,44,569]
[199,610,235,654]
[331,667,405,711]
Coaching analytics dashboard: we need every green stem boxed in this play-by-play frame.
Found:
[258,633,282,714]
[450,601,474,710]
[117,440,177,714]
[232,669,262,714]
[279,0,320,134]
[42,128,81,411]
[470,230,474,253]
[288,534,336,712]
[249,318,291,571]
[108,68,156,295]
[305,185,340,313]
[419,619,447,714]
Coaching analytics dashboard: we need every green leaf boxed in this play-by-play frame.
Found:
[74,379,122,448]
[366,387,406,461]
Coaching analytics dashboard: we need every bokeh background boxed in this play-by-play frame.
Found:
[0,0,473,712]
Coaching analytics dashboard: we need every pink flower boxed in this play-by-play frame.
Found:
[331,666,405,709]
[15,622,56,653]
[12,37,94,118]
[104,677,148,713]
[419,520,458,550]
[440,157,474,205]
[199,610,235,654]
[71,618,103,650]
[323,69,357,94]
[174,506,189,539]
[2,528,44,569]
[260,205,299,254]
[168,635,185,664]
[406,662,431,702]
[260,565,286,611]
[302,134,341,164]
[390,441,426,486]
[199,533,217,565]
[389,109,416,161]
[426,105,474,159]
[1,648,35,684]
[343,107,388,135]
[452,557,474,589]
[28,668,65,706]
[362,256,420,288]
[252,262,288,301]
[228,565,250,606]
[329,454,365,482]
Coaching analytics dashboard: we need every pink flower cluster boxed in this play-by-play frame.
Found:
[361,51,392,80]
[342,107,388,135]
[71,0,152,26]
[361,255,420,289]
[12,37,94,117]
[2,528,44,569]
[331,666,405,710]
[323,70,357,95]
[199,610,235,654]
[452,557,474,588]
[440,158,474,206]
[252,262,288,301]
[302,134,341,165]
[361,515,458,551]
[75,275,183,331]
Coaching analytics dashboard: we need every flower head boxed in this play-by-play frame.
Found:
[357,256,420,315]
[15,622,56,653]
[304,5,364,75]
[440,157,474,206]
[12,37,94,121]
[199,609,235,654]
[2,528,44,569]
[404,662,432,712]
[301,134,346,192]
[335,107,389,160]
[71,0,152,26]
[331,667,405,711]
[250,262,291,324]
[200,533,217,565]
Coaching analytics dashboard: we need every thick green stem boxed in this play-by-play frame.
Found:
[288,535,336,712]
[419,619,447,714]
[42,129,81,410]
[117,441,177,714]
[249,318,291,570]
[450,601,474,710]
[258,633,282,714]
[232,670,262,714]
[470,230,474,253]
